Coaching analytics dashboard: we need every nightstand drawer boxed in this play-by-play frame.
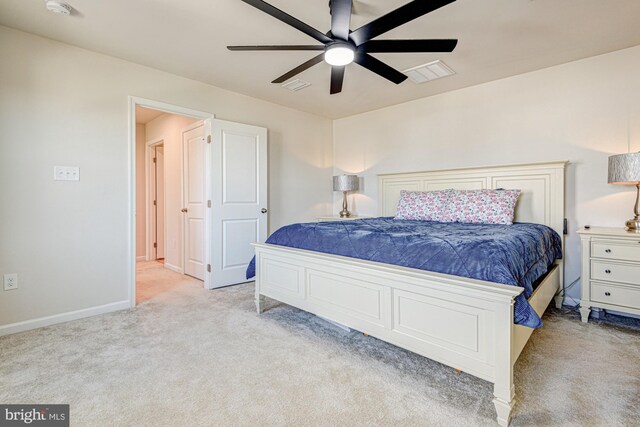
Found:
[592,240,640,262]
[591,260,640,286]
[591,282,640,309]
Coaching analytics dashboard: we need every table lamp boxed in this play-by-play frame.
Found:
[333,175,359,218]
[608,152,640,232]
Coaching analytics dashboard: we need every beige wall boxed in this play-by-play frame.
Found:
[144,113,198,271]
[0,26,333,327]
[333,45,640,304]
[135,124,146,259]
[3,21,638,329]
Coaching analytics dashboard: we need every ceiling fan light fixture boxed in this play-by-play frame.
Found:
[324,43,355,66]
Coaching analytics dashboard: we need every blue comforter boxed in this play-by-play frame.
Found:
[246,218,562,328]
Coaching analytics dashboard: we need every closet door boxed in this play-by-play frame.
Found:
[182,122,206,280]
[209,120,268,288]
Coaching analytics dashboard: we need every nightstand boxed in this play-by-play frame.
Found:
[317,215,370,222]
[577,227,640,323]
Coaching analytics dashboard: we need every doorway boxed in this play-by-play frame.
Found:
[129,97,269,308]
[131,98,213,306]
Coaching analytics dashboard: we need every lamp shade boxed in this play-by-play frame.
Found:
[333,174,359,192]
[608,152,640,184]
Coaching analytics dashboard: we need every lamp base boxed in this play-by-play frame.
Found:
[626,217,640,233]
[339,190,351,218]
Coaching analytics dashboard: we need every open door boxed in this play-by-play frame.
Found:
[208,119,268,289]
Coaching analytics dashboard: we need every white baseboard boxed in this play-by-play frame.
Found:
[0,300,131,337]
[136,256,146,262]
[164,263,183,274]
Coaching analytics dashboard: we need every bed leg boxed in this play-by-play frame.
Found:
[493,368,515,426]
[493,299,515,426]
[493,395,514,427]
[554,294,563,309]
[255,294,265,314]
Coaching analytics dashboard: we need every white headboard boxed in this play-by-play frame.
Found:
[378,161,567,241]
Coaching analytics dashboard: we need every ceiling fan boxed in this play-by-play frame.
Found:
[227,0,458,94]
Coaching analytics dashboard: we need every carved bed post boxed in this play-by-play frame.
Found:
[493,297,516,426]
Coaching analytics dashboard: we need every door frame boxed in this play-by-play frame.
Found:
[128,96,214,307]
[145,137,165,262]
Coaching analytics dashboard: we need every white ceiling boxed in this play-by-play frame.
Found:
[2,0,640,119]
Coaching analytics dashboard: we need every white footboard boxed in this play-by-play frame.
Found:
[253,243,534,426]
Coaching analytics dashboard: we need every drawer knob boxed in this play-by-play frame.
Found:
[605,292,611,296]
[605,249,611,253]
[605,269,611,274]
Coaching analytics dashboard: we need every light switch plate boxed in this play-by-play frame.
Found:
[54,166,80,181]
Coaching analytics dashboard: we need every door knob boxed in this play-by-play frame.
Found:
[261,208,268,214]
[605,292,611,296]
[181,208,188,213]
[604,269,611,274]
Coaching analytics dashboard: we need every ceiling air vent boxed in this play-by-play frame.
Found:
[281,79,311,91]
[404,60,455,84]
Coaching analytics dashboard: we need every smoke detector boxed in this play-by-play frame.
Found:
[45,1,73,15]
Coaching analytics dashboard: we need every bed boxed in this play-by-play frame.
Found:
[251,161,567,426]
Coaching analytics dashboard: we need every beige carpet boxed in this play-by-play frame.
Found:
[1,262,638,426]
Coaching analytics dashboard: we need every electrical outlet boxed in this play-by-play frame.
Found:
[4,273,18,290]
[54,166,80,181]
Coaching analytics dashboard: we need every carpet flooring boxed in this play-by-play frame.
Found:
[1,262,638,426]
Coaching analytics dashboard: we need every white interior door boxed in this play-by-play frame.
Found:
[155,146,165,259]
[182,122,205,280]
[210,119,267,288]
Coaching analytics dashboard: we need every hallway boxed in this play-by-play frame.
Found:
[136,261,201,304]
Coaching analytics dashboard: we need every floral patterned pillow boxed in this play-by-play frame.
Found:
[394,190,454,222]
[448,189,521,225]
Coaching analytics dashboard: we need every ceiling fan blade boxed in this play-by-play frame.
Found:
[330,0,353,41]
[330,66,345,94]
[354,53,407,84]
[228,45,326,51]
[360,39,458,53]
[272,53,325,84]
[240,0,333,44]
[350,0,457,46]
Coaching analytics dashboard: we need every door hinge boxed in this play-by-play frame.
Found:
[153,200,157,206]
[207,264,211,273]
[153,242,157,248]
[207,135,212,144]
[563,218,568,235]
[153,157,156,163]
[207,200,212,208]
